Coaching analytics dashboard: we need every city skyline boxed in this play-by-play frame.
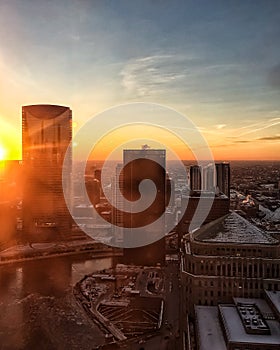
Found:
[0,2,279,349]
[0,1,280,161]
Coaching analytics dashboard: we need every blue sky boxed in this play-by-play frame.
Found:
[0,0,279,159]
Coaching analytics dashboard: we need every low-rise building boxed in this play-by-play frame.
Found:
[195,293,280,349]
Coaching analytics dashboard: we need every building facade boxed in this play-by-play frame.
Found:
[177,194,230,235]
[190,165,202,191]
[22,104,72,241]
[181,212,280,317]
[216,162,230,197]
[121,149,167,265]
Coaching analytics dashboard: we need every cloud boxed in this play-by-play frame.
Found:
[237,118,280,136]
[257,135,280,141]
[210,143,233,148]
[233,140,251,144]
[215,124,226,129]
[120,54,187,97]
[119,54,246,100]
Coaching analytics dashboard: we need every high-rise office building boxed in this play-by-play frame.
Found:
[22,104,72,241]
[121,148,167,265]
[190,163,216,192]
[215,162,230,197]
[203,163,215,192]
[190,165,202,191]
[85,175,101,206]
[111,163,125,246]
[178,162,230,237]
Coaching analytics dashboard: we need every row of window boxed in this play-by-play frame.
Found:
[185,259,280,278]
[191,244,276,258]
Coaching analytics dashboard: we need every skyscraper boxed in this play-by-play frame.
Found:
[202,163,215,192]
[22,104,72,241]
[190,164,216,192]
[215,162,230,197]
[121,148,167,265]
[190,165,202,191]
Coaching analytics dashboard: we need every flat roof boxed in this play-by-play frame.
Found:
[194,211,279,245]
[219,303,280,345]
[195,306,227,350]
[265,290,280,316]
[233,297,274,315]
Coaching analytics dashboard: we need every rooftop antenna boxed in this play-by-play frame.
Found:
[141,144,150,150]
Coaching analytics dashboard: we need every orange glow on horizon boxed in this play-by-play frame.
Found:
[86,124,196,161]
[0,145,7,161]
[0,115,279,162]
[210,141,280,161]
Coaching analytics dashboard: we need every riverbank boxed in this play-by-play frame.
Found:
[0,253,116,349]
[0,240,122,266]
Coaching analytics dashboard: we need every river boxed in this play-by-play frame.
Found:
[0,255,115,350]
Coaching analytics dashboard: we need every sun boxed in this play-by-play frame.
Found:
[0,145,6,161]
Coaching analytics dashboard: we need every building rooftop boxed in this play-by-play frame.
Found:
[219,300,280,346]
[23,104,70,119]
[194,211,279,245]
[196,298,280,349]
[265,290,280,318]
[195,306,227,350]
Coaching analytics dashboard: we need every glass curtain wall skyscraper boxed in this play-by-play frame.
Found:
[22,105,72,241]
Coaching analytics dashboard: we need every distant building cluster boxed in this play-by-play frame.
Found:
[0,103,279,349]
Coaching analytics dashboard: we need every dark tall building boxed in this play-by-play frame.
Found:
[190,165,202,191]
[22,105,72,241]
[216,162,230,197]
[121,149,167,265]
[178,162,230,237]
[85,175,101,206]
[94,169,102,182]
[190,163,221,192]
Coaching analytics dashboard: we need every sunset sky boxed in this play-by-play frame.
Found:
[0,0,280,160]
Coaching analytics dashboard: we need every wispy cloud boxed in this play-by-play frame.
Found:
[238,118,280,136]
[120,54,188,97]
[119,54,245,100]
[215,124,226,130]
[257,135,280,141]
[234,140,251,144]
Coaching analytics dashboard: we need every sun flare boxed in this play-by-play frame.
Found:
[0,145,6,161]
